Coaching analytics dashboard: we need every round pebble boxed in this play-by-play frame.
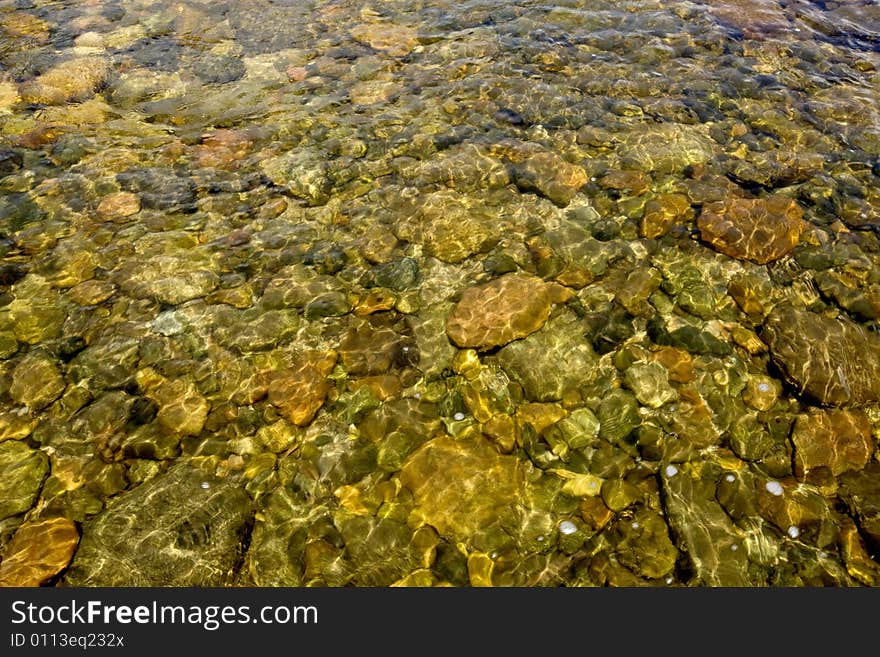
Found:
[765,480,784,496]
[725,474,736,483]
[200,482,210,490]
[787,525,800,539]
[453,412,465,421]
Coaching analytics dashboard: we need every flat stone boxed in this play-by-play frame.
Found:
[267,351,338,426]
[63,462,253,586]
[792,409,874,479]
[0,441,48,521]
[617,123,716,174]
[446,273,573,350]
[697,195,806,264]
[662,459,752,585]
[624,361,678,408]
[118,254,218,305]
[9,352,66,411]
[350,23,419,57]
[137,372,209,437]
[512,151,588,207]
[393,191,498,264]
[0,517,79,586]
[763,305,880,405]
[400,434,525,542]
[96,191,140,221]
[640,193,691,239]
[492,311,597,402]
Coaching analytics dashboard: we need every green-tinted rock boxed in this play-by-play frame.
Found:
[838,463,880,553]
[117,254,219,305]
[555,408,601,450]
[213,308,300,353]
[393,191,499,264]
[260,148,332,206]
[647,316,731,356]
[492,311,597,402]
[624,361,678,408]
[598,389,641,443]
[662,460,753,585]
[763,305,880,405]
[617,123,716,174]
[63,462,253,586]
[609,507,679,579]
[9,352,66,411]
[0,441,48,520]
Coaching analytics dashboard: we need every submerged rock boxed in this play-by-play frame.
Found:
[350,22,419,57]
[763,306,880,405]
[791,409,874,479]
[9,352,66,412]
[662,460,753,586]
[19,57,111,105]
[267,351,338,426]
[492,311,597,402]
[617,123,716,174]
[0,441,48,521]
[446,273,573,350]
[393,191,499,264]
[63,463,252,586]
[697,195,806,264]
[400,434,525,542]
[0,517,79,586]
[511,151,588,207]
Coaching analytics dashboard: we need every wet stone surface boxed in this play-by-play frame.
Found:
[0,0,879,588]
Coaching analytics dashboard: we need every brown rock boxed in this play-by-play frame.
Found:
[268,351,338,426]
[446,273,573,350]
[0,517,79,586]
[400,434,525,541]
[599,169,651,195]
[96,191,141,221]
[512,151,588,207]
[651,346,695,383]
[339,319,412,376]
[19,57,110,105]
[640,193,691,239]
[697,195,806,264]
[192,129,253,170]
[792,409,874,479]
[350,23,419,57]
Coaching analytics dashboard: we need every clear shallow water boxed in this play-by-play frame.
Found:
[0,0,879,586]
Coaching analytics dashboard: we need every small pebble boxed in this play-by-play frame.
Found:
[559,520,577,535]
[765,480,784,496]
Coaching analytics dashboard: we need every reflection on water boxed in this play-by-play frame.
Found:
[0,0,879,587]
